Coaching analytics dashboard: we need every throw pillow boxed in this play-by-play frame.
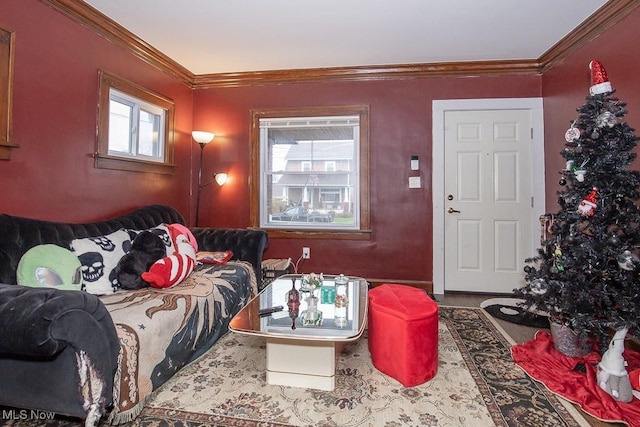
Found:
[196,251,233,264]
[17,244,83,291]
[126,224,175,257]
[142,254,196,289]
[115,231,166,290]
[70,229,131,295]
[141,232,197,289]
[167,223,198,253]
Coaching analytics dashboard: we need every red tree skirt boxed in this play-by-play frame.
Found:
[512,331,640,426]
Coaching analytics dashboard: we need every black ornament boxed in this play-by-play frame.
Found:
[559,177,567,186]
[609,235,621,246]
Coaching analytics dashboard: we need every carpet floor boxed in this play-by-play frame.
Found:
[2,307,590,427]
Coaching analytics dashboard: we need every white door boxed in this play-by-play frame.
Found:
[443,109,534,293]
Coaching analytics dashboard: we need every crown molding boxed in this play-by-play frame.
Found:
[42,0,639,89]
[42,0,194,86]
[193,59,542,89]
[538,0,640,73]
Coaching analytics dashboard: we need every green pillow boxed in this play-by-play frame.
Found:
[17,244,83,291]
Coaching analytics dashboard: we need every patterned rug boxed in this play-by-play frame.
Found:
[137,306,590,427]
[1,307,590,427]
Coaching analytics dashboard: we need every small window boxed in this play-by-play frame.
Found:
[250,105,371,239]
[96,71,175,173]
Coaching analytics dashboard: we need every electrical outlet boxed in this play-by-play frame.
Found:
[302,247,310,259]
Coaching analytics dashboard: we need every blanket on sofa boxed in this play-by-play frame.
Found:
[100,261,257,424]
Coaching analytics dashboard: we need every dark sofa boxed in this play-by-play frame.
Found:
[0,205,268,424]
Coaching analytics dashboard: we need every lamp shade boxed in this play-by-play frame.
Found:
[214,173,228,186]
[192,131,215,144]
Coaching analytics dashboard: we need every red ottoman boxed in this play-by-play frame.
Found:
[368,284,438,387]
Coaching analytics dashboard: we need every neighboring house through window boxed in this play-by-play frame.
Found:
[250,105,371,239]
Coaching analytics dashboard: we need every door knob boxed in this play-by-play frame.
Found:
[447,207,461,214]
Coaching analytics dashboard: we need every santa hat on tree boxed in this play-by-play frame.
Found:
[589,60,613,95]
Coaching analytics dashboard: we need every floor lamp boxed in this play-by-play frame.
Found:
[193,131,215,227]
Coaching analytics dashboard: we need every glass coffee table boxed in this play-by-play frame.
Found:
[229,274,369,391]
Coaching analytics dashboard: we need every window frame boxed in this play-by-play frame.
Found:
[0,26,16,160]
[250,105,371,240]
[96,70,176,174]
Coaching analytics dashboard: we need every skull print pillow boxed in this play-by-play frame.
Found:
[70,229,131,295]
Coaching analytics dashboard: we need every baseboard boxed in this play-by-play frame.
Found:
[366,279,432,293]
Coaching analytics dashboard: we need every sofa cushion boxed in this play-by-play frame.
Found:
[71,229,131,295]
[17,244,83,291]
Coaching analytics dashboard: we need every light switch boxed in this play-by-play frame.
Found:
[409,176,421,188]
[411,155,419,171]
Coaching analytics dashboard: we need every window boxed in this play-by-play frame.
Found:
[96,70,175,173]
[250,105,370,239]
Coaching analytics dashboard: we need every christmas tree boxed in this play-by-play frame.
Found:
[515,60,640,351]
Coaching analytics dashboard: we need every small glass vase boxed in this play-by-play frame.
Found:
[307,294,319,313]
[334,274,349,328]
[301,295,323,326]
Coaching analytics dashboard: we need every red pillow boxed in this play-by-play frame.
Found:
[196,251,233,264]
[142,254,195,289]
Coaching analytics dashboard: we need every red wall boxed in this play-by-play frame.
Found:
[194,76,541,283]
[7,0,637,288]
[542,7,640,211]
[0,0,195,223]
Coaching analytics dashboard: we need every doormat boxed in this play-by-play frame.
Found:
[480,297,550,328]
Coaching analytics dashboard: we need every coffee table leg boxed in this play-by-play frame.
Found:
[266,338,343,391]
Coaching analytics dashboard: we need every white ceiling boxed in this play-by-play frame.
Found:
[82,0,608,75]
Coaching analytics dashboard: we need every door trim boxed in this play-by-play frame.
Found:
[432,98,545,295]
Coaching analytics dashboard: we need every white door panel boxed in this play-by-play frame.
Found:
[444,109,532,293]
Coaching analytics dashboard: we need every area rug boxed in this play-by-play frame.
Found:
[133,306,588,427]
[1,307,588,427]
[480,297,550,329]
[513,330,640,426]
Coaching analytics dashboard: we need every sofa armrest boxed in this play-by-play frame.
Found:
[191,227,268,280]
[0,284,119,358]
[0,284,121,419]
